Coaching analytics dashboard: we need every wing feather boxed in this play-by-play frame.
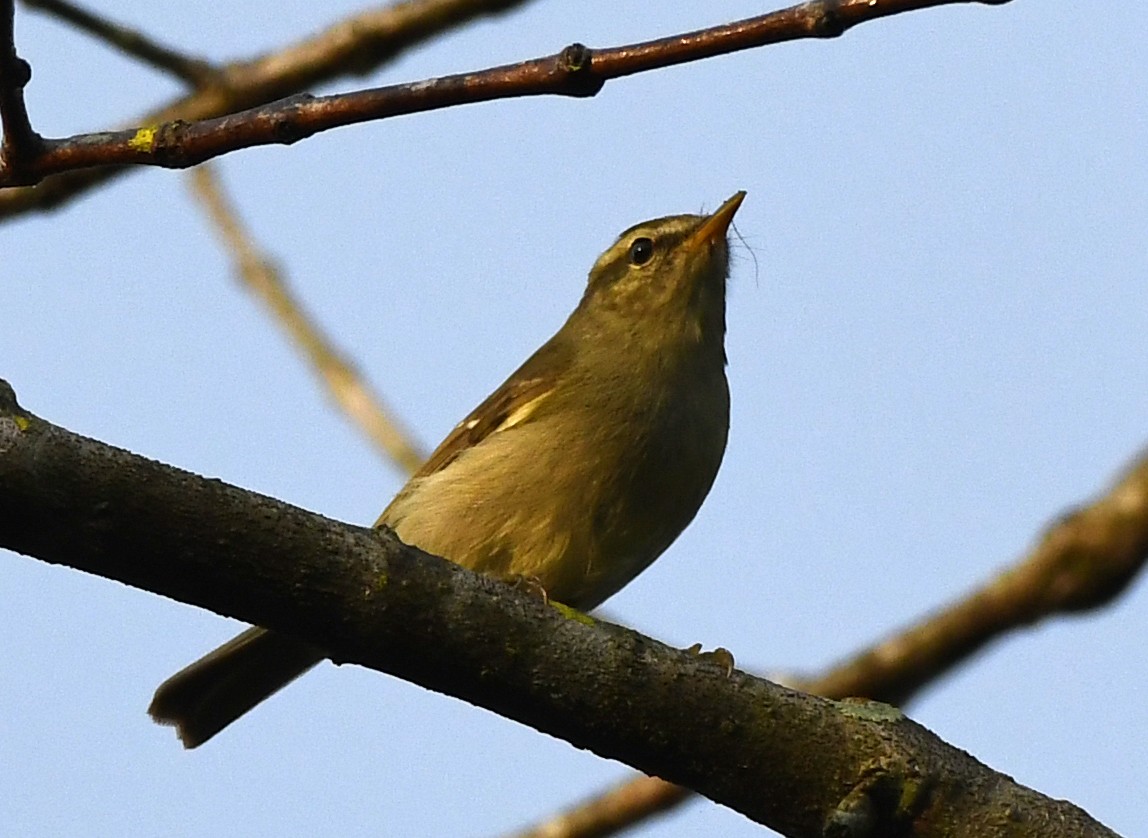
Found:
[409,330,574,479]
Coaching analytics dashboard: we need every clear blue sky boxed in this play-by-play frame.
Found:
[3,2,1146,836]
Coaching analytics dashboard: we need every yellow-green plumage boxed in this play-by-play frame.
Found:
[149,193,744,747]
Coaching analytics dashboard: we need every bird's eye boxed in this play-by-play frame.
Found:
[628,237,654,266]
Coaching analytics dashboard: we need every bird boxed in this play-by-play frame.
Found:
[149,191,745,748]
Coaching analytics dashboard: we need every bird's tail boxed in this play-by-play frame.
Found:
[149,627,325,748]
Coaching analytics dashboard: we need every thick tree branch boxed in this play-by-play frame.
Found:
[0,383,1121,836]
[514,449,1148,837]
[0,0,1011,202]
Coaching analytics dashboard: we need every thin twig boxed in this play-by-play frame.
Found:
[0,0,1011,200]
[188,164,426,475]
[511,447,1148,838]
[0,0,41,178]
[0,0,538,209]
[23,0,216,85]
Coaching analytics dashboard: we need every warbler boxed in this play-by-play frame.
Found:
[150,191,745,747]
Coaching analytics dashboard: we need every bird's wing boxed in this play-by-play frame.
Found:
[410,330,574,480]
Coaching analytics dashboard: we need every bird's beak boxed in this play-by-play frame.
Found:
[686,191,746,252]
